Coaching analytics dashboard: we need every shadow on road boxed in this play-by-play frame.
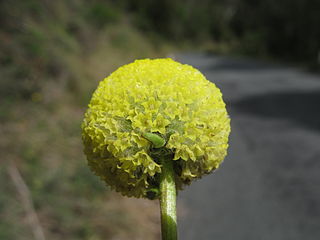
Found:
[206,56,281,71]
[231,90,320,131]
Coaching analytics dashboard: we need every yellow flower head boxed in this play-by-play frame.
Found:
[82,58,230,198]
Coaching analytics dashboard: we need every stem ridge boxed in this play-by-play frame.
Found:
[160,156,177,240]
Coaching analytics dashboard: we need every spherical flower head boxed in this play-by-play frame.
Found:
[82,58,230,198]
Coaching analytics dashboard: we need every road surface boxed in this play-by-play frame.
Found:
[176,53,320,240]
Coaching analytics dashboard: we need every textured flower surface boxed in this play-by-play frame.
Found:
[82,58,230,198]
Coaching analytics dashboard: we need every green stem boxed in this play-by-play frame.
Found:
[159,156,177,240]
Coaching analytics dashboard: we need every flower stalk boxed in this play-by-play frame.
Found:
[160,156,177,240]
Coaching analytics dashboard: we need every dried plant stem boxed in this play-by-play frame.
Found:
[7,162,46,240]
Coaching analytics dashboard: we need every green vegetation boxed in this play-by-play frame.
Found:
[0,1,166,239]
[1,0,318,239]
[125,0,320,67]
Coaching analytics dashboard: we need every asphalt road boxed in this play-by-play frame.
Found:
[176,53,320,240]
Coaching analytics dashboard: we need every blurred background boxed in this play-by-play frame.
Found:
[1,0,319,240]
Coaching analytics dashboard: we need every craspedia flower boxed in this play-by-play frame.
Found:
[82,58,230,199]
